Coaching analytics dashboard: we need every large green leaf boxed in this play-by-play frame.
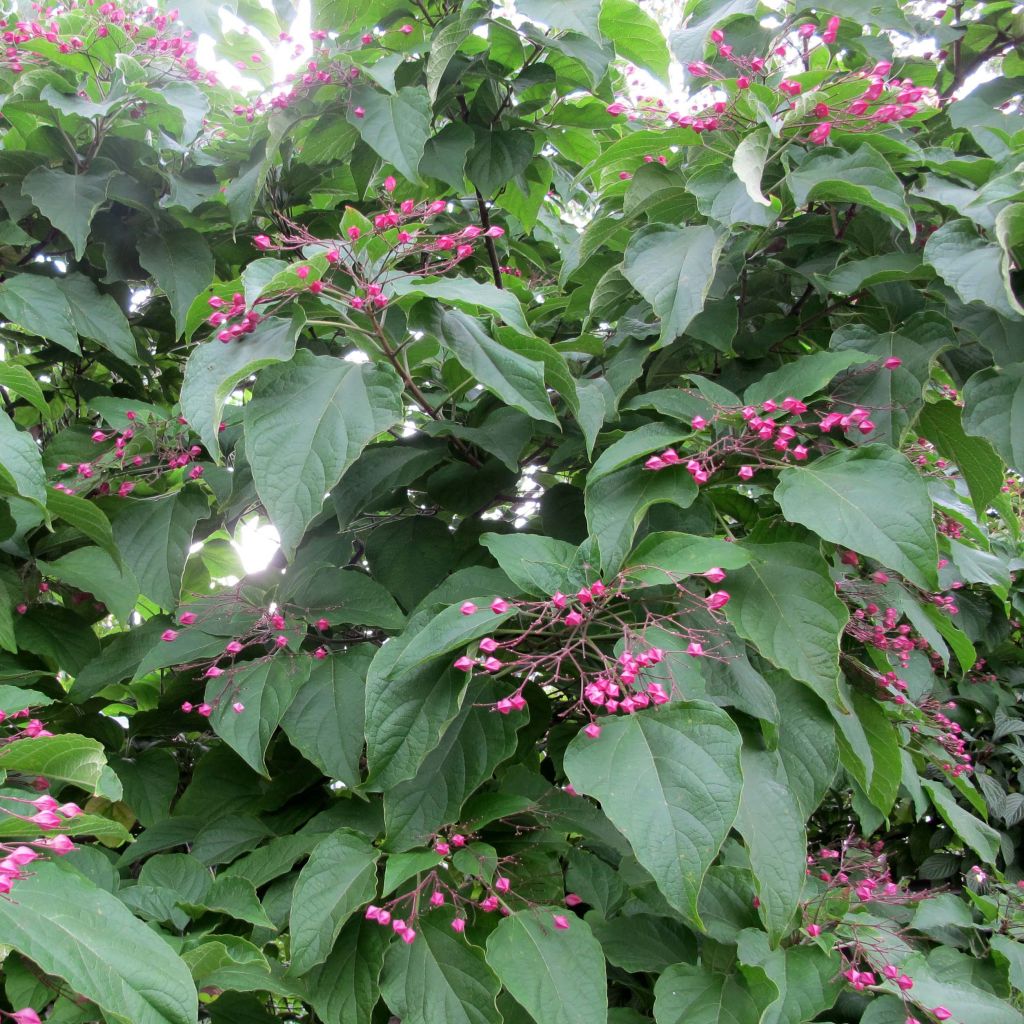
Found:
[393,277,533,335]
[0,860,198,1024]
[919,398,1005,512]
[0,362,49,419]
[22,165,114,259]
[0,274,79,354]
[962,365,1024,476]
[921,779,1001,863]
[384,683,523,850]
[517,0,603,41]
[925,218,1024,320]
[0,732,108,792]
[654,962,763,1024]
[281,647,373,789]
[349,85,431,183]
[735,749,806,945]
[724,543,848,709]
[669,0,759,66]
[775,446,938,589]
[743,350,874,407]
[564,703,742,927]
[787,144,913,234]
[206,655,313,776]
[112,488,210,609]
[244,349,405,556]
[382,911,502,1024]
[599,0,669,81]
[0,408,46,507]
[305,917,389,1024]
[56,273,138,364]
[431,309,557,424]
[36,546,139,624]
[486,909,607,1024]
[287,828,381,975]
[180,314,300,459]
[832,682,901,816]
[137,227,215,340]
[585,463,699,575]
[47,487,119,561]
[625,532,751,585]
[621,225,725,347]
[465,129,535,197]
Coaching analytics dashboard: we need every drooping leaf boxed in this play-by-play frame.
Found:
[962,365,1024,476]
[137,227,215,340]
[486,909,607,1024]
[564,703,743,927]
[599,0,670,82]
[0,274,79,354]
[775,447,939,589]
[22,165,114,259]
[244,349,405,556]
[287,828,381,976]
[349,85,432,183]
[0,408,47,507]
[36,546,139,624]
[621,225,725,347]
[654,962,763,1024]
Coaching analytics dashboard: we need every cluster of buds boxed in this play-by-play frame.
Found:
[52,409,206,497]
[208,293,262,343]
[363,834,572,944]
[0,797,79,895]
[233,188,506,339]
[451,578,732,737]
[605,13,933,147]
[166,605,335,718]
[643,360,904,485]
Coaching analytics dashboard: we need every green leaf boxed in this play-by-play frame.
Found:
[735,749,806,945]
[181,314,300,459]
[384,683,523,850]
[137,227,215,340]
[625,532,751,585]
[479,533,587,598]
[47,488,119,562]
[393,277,533,335]
[110,748,179,827]
[962,365,1024,476]
[771,674,838,817]
[832,682,901,816]
[56,274,138,364]
[0,861,198,1024]
[244,349,405,557]
[787,144,913,235]
[0,362,50,419]
[589,423,691,483]
[897,950,1024,1024]
[686,162,780,229]
[36,546,139,624]
[919,399,1005,511]
[775,446,939,589]
[736,931,842,1024]
[621,225,725,347]
[207,655,313,776]
[419,122,474,189]
[426,13,480,101]
[22,165,114,259]
[112,488,210,609]
[599,0,669,81]
[590,912,696,973]
[280,648,372,789]
[732,127,772,208]
[517,0,603,41]
[669,0,759,66]
[381,910,500,1024]
[925,218,1024,320]
[349,86,431,184]
[486,909,606,1024]
[921,780,1001,863]
[0,408,46,507]
[0,274,79,353]
[564,703,743,927]
[743,350,874,407]
[654,962,762,1024]
[287,828,381,975]
[181,876,275,929]
[818,253,931,295]
[724,543,848,709]
[0,685,53,715]
[0,732,108,793]
[466,128,535,197]
[305,917,388,1024]
[431,309,557,424]
[585,463,698,575]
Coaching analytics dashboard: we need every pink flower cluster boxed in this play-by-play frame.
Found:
[208,292,262,343]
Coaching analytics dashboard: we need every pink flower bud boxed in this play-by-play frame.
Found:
[706,591,730,610]
[451,917,466,932]
[179,612,197,625]
[552,914,570,930]
[687,642,704,657]
[491,598,509,613]
[482,657,503,673]
[738,465,754,480]
[736,75,750,88]
[353,106,365,117]
[807,923,821,936]
[454,656,475,672]
[181,702,193,713]
[932,1010,951,1022]
[565,611,583,628]
[253,235,272,250]
[197,704,212,717]
[430,891,445,906]
[495,876,510,892]
[435,841,450,855]
[58,802,83,818]
[606,102,626,116]
[884,356,902,369]
[161,629,179,642]
[584,723,601,738]
[384,175,397,192]
[11,1010,42,1024]
[400,23,413,34]
[232,702,245,713]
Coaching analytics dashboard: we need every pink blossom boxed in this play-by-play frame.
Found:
[232,702,245,713]
[58,802,83,818]
[703,567,727,584]
[491,598,509,613]
[181,702,193,713]
[205,666,224,678]
[354,106,365,118]
[454,656,475,672]
[807,923,821,936]
[484,225,504,238]
[606,102,626,116]
[361,32,373,44]
[430,891,445,906]
[584,723,601,739]
[884,356,902,369]
[552,914,570,930]
[737,75,750,89]
[161,629,179,642]
[48,835,75,855]
[253,234,272,250]
[495,876,510,893]
[706,591,730,610]
[11,1010,42,1024]
[314,646,328,659]
[179,612,197,625]
[435,841,450,855]
[30,811,61,829]
[738,465,754,480]
[809,122,832,145]
[932,1011,951,1022]
[451,834,466,847]
[365,904,381,920]
[565,893,583,906]
[779,79,802,97]
[482,657,503,673]
[451,917,466,932]
[687,641,704,657]
[400,23,413,34]
[384,175,397,192]
[565,611,583,628]
[197,704,212,717]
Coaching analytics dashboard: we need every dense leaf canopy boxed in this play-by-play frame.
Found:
[0,0,1022,1022]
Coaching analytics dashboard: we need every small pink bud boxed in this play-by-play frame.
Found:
[232,702,245,713]
[377,910,392,926]
[565,893,583,907]
[495,876,510,892]
[274,635,288,648]
[884,356,902,369]
[347,226,361,240]
[482,657,503,672]
[552,914,570,930]
[479,637,498,653]
[181,702,193,713]
[451,834,466,847]
[584,723,601,739]
[491,598,509,613]
[932,1011,951,1022]
[253,234,272,250]
[564,611,583,628]
[454,656,475,672]
[738,465,754,480]
[451,917,466,932]
[430,891,445,906]
[161,629,179,642]
[179,612,197,625]
[197,704,212,717]
[353,107,365,118]
[435,841,450,855]
[384,175,397,192]
[807,923,821,936]
[365,904,381,920]
[205,666,224,678]
[687,642,704,657]
[400,23,413,34]
[58,802,83,818]
[706,591,730,610]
